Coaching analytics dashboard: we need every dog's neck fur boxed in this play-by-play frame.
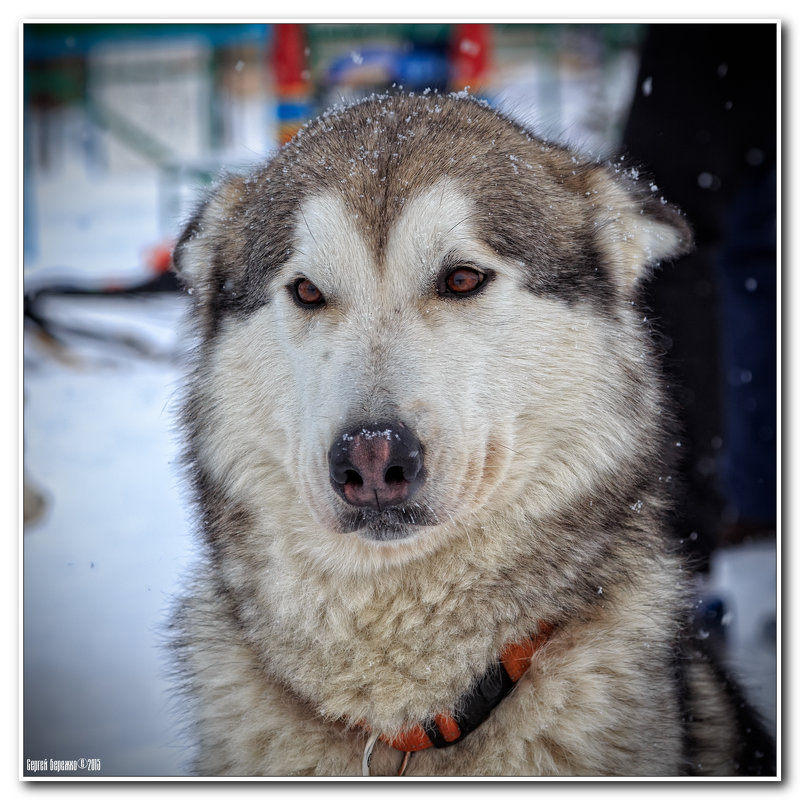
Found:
[209,493,680,736]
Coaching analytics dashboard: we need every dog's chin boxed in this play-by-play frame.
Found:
[358,523,418,542]
[336,505,438,542]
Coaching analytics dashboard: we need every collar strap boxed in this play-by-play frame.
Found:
[367,622,552,754]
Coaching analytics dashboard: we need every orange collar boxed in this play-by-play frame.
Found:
[360,622,552,755]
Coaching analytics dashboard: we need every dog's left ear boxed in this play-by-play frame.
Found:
[587,167,693,294]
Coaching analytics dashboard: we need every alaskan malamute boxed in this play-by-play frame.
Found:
[171,92,774,777]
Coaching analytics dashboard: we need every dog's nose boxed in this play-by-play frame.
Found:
[329,422,424,509]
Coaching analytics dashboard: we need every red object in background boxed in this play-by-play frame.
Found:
[450,23,491,92]
[273,23,309,96]
[147,241,175,275]
[273,23,312,144]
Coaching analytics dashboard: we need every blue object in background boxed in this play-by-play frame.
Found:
[715,166,777,525]
[326,46,449,92]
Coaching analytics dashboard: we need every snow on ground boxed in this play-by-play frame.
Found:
[23,166,200,777]
[23,295,198,777]
[21,168,777,778]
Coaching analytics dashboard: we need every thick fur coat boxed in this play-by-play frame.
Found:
[171,92,774,777]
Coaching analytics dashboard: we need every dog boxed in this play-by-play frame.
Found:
[170,91,775,777]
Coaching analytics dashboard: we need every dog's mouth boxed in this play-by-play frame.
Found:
[337,504,439,541]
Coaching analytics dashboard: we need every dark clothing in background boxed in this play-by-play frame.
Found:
[622,23,777,568]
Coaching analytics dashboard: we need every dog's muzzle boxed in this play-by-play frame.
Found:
[329,421,425,512]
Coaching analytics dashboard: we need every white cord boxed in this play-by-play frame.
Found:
[362,731,380,777]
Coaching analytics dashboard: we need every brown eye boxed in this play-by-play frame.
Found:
[292,277,325,307]
[442,266,486,296]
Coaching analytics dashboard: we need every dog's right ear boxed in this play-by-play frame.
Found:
[171,175,247,299]
[171,198,209,292]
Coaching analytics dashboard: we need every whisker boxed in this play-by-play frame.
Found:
[299,208,318,247]
[445,211,479,236]
[489,441,525,458]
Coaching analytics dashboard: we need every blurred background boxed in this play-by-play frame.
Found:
[22,22,778,777]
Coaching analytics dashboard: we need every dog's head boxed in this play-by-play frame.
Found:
[174,93,691,570]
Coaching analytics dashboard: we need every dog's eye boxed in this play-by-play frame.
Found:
[440,266,487,297]
[292,277,325,307]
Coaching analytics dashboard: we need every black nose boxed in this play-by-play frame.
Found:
[329,421,424,509]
